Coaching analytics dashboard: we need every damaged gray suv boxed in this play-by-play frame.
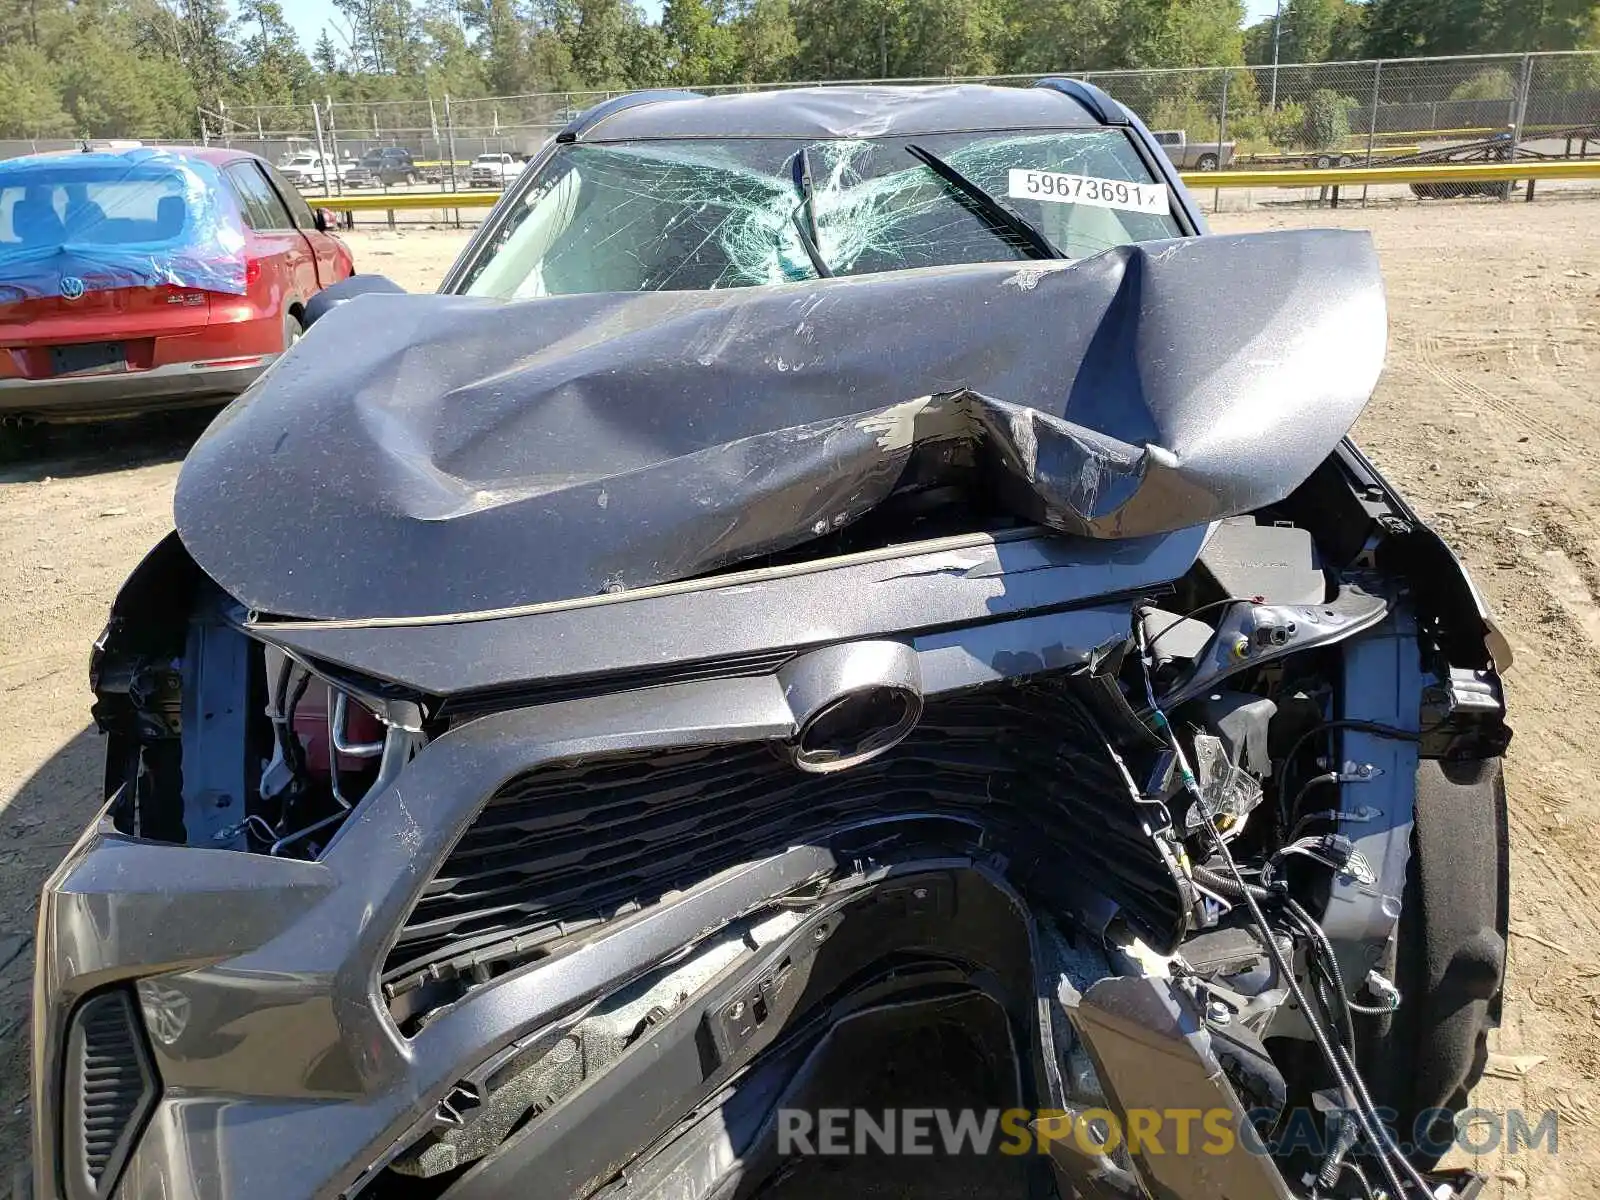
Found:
[37,82,1510,1200]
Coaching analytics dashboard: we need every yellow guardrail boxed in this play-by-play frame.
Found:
[318,190,502,211]
[311,158,1600,220]
[1178,158,1600,188]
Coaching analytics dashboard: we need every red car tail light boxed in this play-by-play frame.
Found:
[245,258,262,286]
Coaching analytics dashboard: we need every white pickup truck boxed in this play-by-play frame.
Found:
[278,151,360,190]
[1151,130,1236,171]
[469,153,527,188]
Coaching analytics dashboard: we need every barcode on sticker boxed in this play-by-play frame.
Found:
[1007,169,1169,215]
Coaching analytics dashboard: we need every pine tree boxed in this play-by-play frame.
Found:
[314,28,342,73]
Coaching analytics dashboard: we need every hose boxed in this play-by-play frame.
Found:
[1192,863,1275,901]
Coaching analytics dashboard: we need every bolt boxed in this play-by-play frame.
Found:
[813,924,830,942]
[728,1001,745,1020]
[1206,999,1232,1026]
[912,887,929,901]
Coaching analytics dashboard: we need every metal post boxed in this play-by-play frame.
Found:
[1269,0,1284,110]
[428,94,442,182]
[310,99,330,194]
[325,95,342,198]
[1511,53,1533,153]
[1214,71,1229,213]
[198,106,210,146]
[1362,59,1382,206]
[879,1,888,77]
[444,93,459,196]
[1508,54,1532,201]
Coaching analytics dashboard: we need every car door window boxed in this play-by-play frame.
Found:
[260,162,318,230]
[223,164,271,230]
[225,163,294,231]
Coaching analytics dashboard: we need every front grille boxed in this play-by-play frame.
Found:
[384,671,1187,996]
[62,990,157,1200]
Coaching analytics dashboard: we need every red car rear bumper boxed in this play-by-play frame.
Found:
[0,356,272,421]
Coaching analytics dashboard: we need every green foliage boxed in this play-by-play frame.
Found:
[1362,0,1598,55]
[898,0,1005,75]
[568,0,638,87]
[793,0,899,79]
[731,0,799,82]
[1149,95,1218,140]
[662,0,737,83]
[1449,66,1515,99]
[0,44,72,137]
[59,26,199,137]
[1267,98,1307,144]
[1093,0,1246,69]
[0,0,1592,143]
[1299,86,1353,147]
[1241,0,1363,65]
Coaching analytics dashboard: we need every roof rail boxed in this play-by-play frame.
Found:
[1032,78,1129,127]
[557,90,704,143]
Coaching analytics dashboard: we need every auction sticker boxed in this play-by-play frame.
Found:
[1007,169,1169,215]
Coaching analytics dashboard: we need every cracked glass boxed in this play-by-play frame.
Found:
[461,130,1182,299]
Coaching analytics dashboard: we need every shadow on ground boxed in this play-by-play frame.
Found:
[0,407,219,484]
[0,725,108,1196]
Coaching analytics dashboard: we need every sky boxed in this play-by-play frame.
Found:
[272,0,1279,61]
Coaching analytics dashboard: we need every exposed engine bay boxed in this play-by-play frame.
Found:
[80,490,1509,1200]
[39,226,1509,1200]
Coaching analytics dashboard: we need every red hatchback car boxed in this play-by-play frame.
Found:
[0,144,352,425]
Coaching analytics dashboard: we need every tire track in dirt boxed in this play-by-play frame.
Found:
[1414,332,1597,464]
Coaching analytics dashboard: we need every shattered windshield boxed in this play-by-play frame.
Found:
[459,130,1181,298]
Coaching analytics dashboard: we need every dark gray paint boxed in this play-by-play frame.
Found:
[175,229,1385,622]
[1323,612,1425,989]
[568,82,1103,141]
[253,527,1209,696]
[34,606,1149,1200]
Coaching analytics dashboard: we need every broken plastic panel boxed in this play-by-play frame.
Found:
[463,130,1183,299]
[0,150,248,301]
[1184,733,1266,838]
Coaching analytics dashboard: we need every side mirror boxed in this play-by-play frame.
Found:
[313,207,339,233]
[302,274,408,330]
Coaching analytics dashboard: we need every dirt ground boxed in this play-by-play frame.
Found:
[2,198,1599,1196]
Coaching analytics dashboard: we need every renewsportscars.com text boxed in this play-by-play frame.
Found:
[776,1107,1559,1158]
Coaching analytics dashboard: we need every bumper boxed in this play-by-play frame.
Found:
[32,547,1199,1199]
[0,359,268,421]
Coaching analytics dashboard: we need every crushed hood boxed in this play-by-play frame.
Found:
[176,229,1386,622]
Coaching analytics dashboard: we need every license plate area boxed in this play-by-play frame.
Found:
[50,341,126,376]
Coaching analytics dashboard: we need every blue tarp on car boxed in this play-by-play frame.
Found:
[0,148,248,300]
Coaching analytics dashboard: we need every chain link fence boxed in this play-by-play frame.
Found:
[6,50,1599,199]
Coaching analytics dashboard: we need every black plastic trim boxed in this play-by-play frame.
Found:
[556,89,704,142]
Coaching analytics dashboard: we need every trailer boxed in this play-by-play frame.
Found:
[1393,122,1600,197]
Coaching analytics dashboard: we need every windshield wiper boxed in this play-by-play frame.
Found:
[789,147,833,279]
[904,143,1060,261]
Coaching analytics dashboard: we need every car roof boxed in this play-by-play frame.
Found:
[0,144,264,173]
[572,84,1107,143]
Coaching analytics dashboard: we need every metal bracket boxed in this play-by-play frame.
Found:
[1161,584,1390,709]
